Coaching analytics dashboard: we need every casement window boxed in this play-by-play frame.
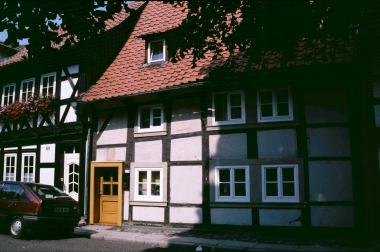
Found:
[262,164,299,202]
[21,153,36,182]
[135,168,163,201]
[20,78,35,101]
[3,154,17,181]
[138,105,164,132]
[2,83,16,106]
[215,165,250,202]
[257,88,293,122]
[148,39,165,63]
[213,91,246,125]
[40,72,56,96]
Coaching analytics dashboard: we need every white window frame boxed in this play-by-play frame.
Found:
[40,72,56,96]
[137,104,164,133]
[147,39,165,63]
[261,164,299,203]
[215,165,250,202]
[3,153,17,181]
[21,153,36,182]
[212,91,246,126]
[135,168,163,201]
[257,88,293,122]
[20,78,35,101]
[2,83,16,106]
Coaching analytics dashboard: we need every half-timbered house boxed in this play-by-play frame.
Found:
[0,1,145,221]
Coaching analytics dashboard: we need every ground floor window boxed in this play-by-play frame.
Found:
[215,165,250,202]
[261,164,299,202]
[3,154,17,181]
[21,153,36,182]
[135,168,163,201]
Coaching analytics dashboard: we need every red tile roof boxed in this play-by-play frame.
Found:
[79,1,354,103]
[0,42,28,67]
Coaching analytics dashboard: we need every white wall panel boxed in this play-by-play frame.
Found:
[171,137,202,161]
[209,134,247,160]
[171,97,201,134]
[307,127,350,157]
[257,129,297,158]
[170,207,203,224]
[211,208,252,225]
[170,166,202,204]
[39,168,55,186]
[135,140,162,162]
[259,209,302,226]
[133,207,164,222]
[97,111,128,145]
[40,144,55,163]
[311,206,354,227]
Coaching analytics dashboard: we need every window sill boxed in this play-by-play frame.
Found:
[206,121,299,131]
[134,130,167,138]
[143,61,168,67]
[129,201,168,207]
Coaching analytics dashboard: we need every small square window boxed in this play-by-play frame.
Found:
[135,168,163,201]
[2,83,16,106]
[212,91,246,125]
[257,88,293,122]
[262,164,299,202]
[138,105,164,132]
[20,78,35,101]
[215,165,250,202]
[148,40,165,63]
[40,73,56,96]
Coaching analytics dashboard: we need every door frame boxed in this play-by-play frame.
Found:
[89,161,123,226]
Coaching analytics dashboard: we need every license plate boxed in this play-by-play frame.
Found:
[54,207,69,213]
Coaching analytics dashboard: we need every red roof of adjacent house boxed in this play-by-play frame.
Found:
[79,1,354,103]
[0,42,28,67]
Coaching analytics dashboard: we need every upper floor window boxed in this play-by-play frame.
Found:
[137,105,164,132]
[212,91,245,125]
[20,78,35,101]
[2,83,16,106]
[261,164,299,202]
[148,39,165,63]
[257,88,293,122]
[40,72,56,96]
[215,165,250,202]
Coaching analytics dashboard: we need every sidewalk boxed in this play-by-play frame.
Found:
[73,224,379,251]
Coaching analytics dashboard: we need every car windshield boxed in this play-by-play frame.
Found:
[27,184,72,200]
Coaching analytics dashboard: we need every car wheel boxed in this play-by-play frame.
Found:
[9,216,24,239]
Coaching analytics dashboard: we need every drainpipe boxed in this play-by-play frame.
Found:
[83,115,91,224]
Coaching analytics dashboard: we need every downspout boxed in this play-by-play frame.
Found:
[83,114,91,224]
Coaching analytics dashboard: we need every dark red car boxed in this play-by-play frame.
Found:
[0,181,80,238]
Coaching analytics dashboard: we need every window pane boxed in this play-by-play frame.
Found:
[151,41,163,61]
[152,108,161,118]
[219,169,230,182]
[103,184,110,195]
[112,185,118,196]
[230,107,242,119]
[215,94,228,121]
[266,168,277,182]
[140,108,150,128]
[235,183,246,196]
[151,184,160,196]
[234,169,245,182]
[276,90,288,103]
[230,94,241,107]
[219,183,230,196]
[282,168,294,182]
[139,171,147,183]
[277,103,289,116]
[260,91,272,104]
[151,171,160,183]
[103,171,111,182]
[261,104,273,117]
[266,183,278,196]
[283,183,295,196]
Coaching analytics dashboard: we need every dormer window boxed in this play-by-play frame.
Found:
[148,39,165,63]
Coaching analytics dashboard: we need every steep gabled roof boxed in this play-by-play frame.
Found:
[0,42,28,67]
[79,1,354,103]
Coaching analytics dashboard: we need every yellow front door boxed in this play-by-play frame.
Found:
[99,168,119,224]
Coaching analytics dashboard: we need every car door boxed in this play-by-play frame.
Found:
[0,184,23,222]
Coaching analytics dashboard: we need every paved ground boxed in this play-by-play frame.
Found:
[74,224,380,251]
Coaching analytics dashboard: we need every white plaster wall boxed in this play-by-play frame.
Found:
[60,78,78,99]
[171,97,201,134]
[22,145,37,149]
[311,206,354,227]
[309,161,352,202]
[259,209,302,226]
[61,64,79,76]
[97,111,128,145]
[304,91,348,123]
[171,137,202,161]
[60,105,77,123]
[373,82,380,98]
[170,207,203,224]
[133,206,165,222]
[170,166,202,204]
[96,147,126,162]
[211,208,252,225]
[40,144,55,163]
[40,168,55,186]
[124,191,129,221]
[375,105,380,127]
[257,129,297,158]
[209,134,247,160]
[307,127,351,157]
[135,140,162,162]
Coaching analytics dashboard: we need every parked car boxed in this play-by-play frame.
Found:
[0,181,80,238]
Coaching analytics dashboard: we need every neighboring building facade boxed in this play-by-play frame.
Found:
[0,1,145,219]
[78,1,380,236]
